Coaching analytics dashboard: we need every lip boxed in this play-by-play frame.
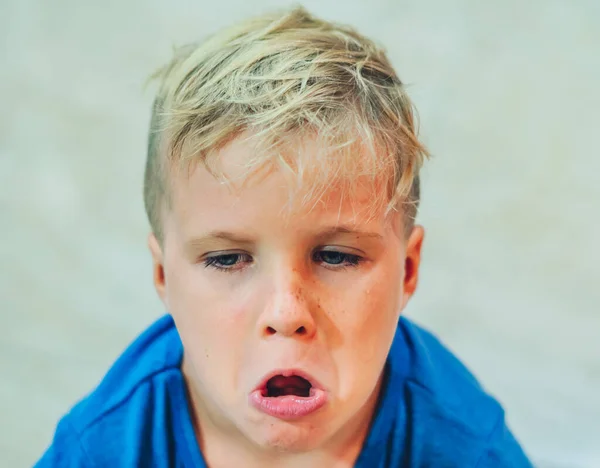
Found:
[249,368,328,420]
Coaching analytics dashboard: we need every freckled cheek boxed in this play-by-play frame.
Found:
[330,275,402,372]
[324,279,399,397]
[339,274,402,325]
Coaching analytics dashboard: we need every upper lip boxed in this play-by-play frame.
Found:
[254,368,325,393]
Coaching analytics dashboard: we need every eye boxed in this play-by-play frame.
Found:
[203,253,252,272]
[313,250,362,268]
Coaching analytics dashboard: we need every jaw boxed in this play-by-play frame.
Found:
[181,356,383,467]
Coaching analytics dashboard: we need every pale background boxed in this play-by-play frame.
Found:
[2,0,599,466]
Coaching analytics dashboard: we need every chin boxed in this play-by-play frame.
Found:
[247,419,327,453]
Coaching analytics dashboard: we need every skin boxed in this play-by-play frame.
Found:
[148,136,424,468]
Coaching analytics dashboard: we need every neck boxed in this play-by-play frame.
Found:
[182,357,384,468]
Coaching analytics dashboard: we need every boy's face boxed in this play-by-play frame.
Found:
[149,136,424,455]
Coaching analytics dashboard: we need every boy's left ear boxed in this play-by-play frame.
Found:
[401,225,425,307]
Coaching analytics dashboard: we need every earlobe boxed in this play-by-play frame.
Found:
[148,233,167,303]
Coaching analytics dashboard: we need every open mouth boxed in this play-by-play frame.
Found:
[264,374,312,398]
[250,369,327,419]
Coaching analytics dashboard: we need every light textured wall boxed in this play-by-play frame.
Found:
[2,1,599,466]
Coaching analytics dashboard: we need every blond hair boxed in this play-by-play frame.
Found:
[145,6,428,242]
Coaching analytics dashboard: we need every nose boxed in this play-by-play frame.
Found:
[259,269,317,339]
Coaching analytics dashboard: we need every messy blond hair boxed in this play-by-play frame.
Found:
[145,6,428,243]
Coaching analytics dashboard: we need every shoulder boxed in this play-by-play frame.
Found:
[68,314,182,431]
[396,317,502,432]
[35,315,186,467]
[389,318,533,466]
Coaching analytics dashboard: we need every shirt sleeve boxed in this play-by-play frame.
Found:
[476,414,534,468]
[34,417,92,468]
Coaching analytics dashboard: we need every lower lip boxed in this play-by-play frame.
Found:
[249,388,328,420]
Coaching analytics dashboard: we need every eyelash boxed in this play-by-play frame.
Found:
[202,251,364,273]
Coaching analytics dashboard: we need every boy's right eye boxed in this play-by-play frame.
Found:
[203,253,252,272]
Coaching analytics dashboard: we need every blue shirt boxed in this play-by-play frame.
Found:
[36,315,533,467]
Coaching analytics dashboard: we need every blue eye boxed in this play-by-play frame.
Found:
[314,250,362,267]
[203,253,252,271]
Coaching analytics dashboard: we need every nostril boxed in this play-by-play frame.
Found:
[264,325,309,337]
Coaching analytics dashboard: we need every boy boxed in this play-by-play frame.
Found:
[36,7,533,467]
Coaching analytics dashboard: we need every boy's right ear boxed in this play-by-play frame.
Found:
[148,233,167,304]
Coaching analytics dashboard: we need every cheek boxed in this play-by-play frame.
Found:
[164,258,251,386]
[333,263,403,330]
[165,251,241,323]
[328,263,403,377]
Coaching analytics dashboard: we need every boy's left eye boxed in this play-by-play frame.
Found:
[313,250,362,267]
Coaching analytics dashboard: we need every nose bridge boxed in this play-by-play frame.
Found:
[275,259,303,296]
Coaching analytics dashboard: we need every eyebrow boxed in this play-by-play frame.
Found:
[316,225,384,240]
[184,231,255,250]
[184,225,383,251]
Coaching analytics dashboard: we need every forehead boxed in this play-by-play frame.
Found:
[166,136,399,237]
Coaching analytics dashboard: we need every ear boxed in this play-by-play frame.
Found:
[148,233,167,305]
[400,225,425,310]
